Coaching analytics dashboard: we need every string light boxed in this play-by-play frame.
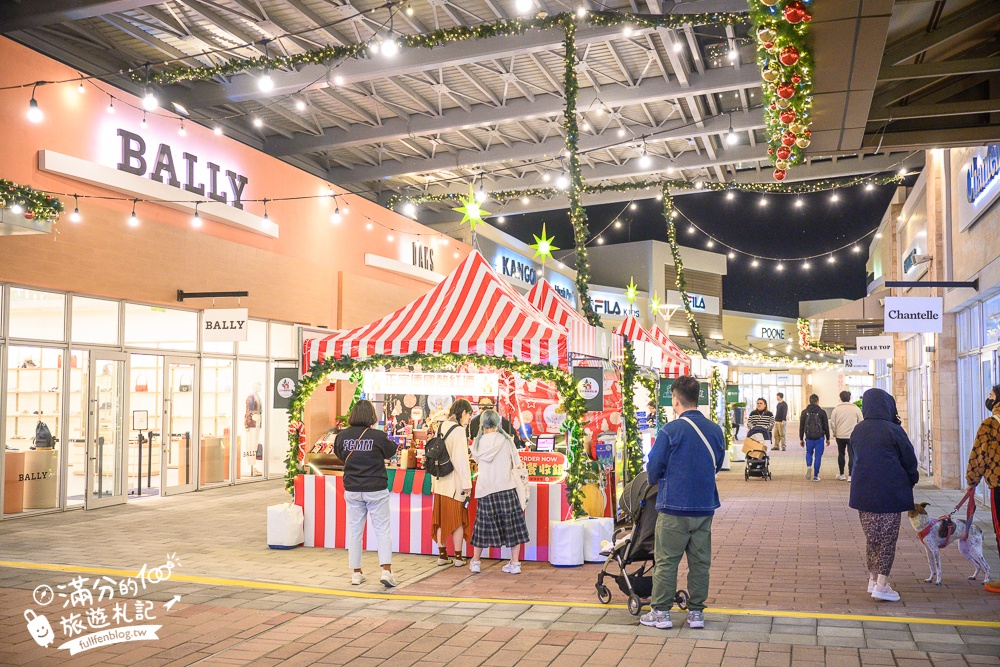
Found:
[622,25,634,37]
[331,206,342,224]
[865,183,874,191]
[140,113,147,129]
[614,219,622,228]
[69,195,81,223]
[726,191,735,200]
[728,251,735,259]
[106,97,115,114]
[258,70,274,92]
[597,236,605,244]
[758,197,767,207]
[776,263,784,272]
[77,79,86,94]
[852,244,860,252]
[403,201,417,217]
[387,234,394,241]
[10,203,23,215]
[673,41,684,53]
[629,202,637,211]
[142,91,158,111]
[333,74,344,86]
[875,232,882,239]
[555,173,570,190]
[830,193,839,202]
[521,196,530,205]
[706,240,715,248]
[27,98,43,123]
[795,198,803,208]
[191,203,202,228]
[129,200,139,227]
[751,258,759,267]
[295,99,307,111]
[381,35,400,57]
[263,198,269,221]
[576,6,587,18]
[515,0,533,14]
[214,125,223,136]
[497,215,506,223]
[405,2,414,16]
[253,116,263,128]
[828,254,835,263]
[687,225,696,234]
[802,260,810,270]
[638,143,651,168]
[366,222,373,230]
[726,114,737,145]
[178,120,186,136]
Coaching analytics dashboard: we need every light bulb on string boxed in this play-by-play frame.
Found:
[576,6,587,18]
[726,191,735,200]
[140,113,147,129]
[178,121,186,136]
[142,91,158,111]
[129,200,139,227]
[497,215,506,223]
[830,193,839,202]
[758,196,767,207]
[795,198,803,208]
[875,232,882,239]
[638,143,651,168]
[214,126,223,136]
[77,80,85,94]
[852,244,860,252]
[403,202,417,217]
[614,219,622,228]
[673,41,684,53]
[802,260,810,270]
[69,195,81,223]
[706,240,715,248]
[475,177,487,202]
[865,183,874,191]
[597,236,605,244]
[555,173,570,190]
[191,203,202,228]
[687,225,695,235]
[295,99,307,112]
[655,192,663,201]
[776,263,784,272]
[622,25,633,38]
[331,207,342,224]
[515,0,533,14]
[366,222,373,230]
[728,251,735,259]
[542,172,551,183]
[726,113,737,145]
[252,116,263,128]
[751,258,759,268]
[341,202,350,215]
[629,202,637,211]
[387,234,394,242]
[380,35,399,57]
[10,203,23,215]
[617,127,626,137]
[728,48,738,61]
[405,2,414,15]
[521,196,530,205]
[670,210,678,219]
[262,199,269,221]
[27,97,43,123]
[106,97,115,114]
[694,181,704,190]
[258,71,274,92]
[828,254,836,263]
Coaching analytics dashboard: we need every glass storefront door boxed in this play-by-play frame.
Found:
[161,358,198,495]
[85,353,126,509]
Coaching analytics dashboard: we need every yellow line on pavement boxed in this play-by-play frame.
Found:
[2,560,998,629]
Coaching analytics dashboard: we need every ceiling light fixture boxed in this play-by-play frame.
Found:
[129,200,139,227]
[515,0,533,14]
[726,114,738,145]
[214,126,223,136]
[191,203,202,228]
[106,97,115,114]
[69,195,81,223]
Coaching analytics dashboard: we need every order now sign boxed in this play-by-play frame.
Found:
[203,308,249,342]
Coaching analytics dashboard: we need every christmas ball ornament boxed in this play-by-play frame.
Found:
[23,210,34,220]
[776,146,791,160]
[763,41,774,50]
[773,169,787,181]
[769,103,777,110]
[795,137,811,149]
[784,1,807,23]
[781,131,797,147]
[761,0,779,5]
[789,122,805,134]
[767,147,775,155]
[762,69,779,82]
[775,159,789,171]
[779,110,796,124]
[791,74,802,84]
[757,27,775,43]
[805,129,812,137]
[779,46,800,66]
[803,10,813,22]
[777,83,795,99]
[775,97,791,109]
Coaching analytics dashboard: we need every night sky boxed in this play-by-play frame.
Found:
[497,181,906,319]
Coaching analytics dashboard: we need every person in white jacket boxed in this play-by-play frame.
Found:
[831,390,864,481]
[431,399,473,567]
[469,410,530,575]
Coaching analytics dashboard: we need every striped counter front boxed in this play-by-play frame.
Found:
[293,469,570,561]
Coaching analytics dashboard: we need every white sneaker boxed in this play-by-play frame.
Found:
[836,474,846,481]
[351,572,366,586]
[502,561,521,574]
[806,466,813,479]
[639,609,672,628]
[872,583,900,601]
[867,578,875,593]
[848,475,852,482]
[380,570,397,588]
[436,556,453,566]
[469,560,481,574]
[813,476,821,482]
[687,610,705,629]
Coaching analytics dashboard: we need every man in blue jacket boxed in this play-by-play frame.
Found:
[640,376,726,630]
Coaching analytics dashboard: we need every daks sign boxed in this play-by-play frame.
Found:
[202,308,249,342]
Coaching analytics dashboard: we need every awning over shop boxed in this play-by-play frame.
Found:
[302,251,569,370]
[649,324,693,376]
[525,278,617,361]
[615,315,691,377]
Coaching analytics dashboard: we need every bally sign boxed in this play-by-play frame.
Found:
[884,296,943,334]
[203,308,249,342]
[855,335,894,360]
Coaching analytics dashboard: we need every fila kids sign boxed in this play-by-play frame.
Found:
[884,297,943,334]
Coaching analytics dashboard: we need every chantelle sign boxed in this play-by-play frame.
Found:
[884,296,943,334]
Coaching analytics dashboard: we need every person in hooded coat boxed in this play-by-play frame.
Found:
[468,410,530,575]
[849,388,919,603]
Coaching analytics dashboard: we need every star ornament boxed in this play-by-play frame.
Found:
[452,185,489,229]
[649,291,661,314]
[625,277,638,304]
[530,223,559,261]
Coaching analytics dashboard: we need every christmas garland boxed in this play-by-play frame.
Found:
[663,190,708,359]
[748,0,814,181]
[0,179,64,222]
[797,317,845,354]
[621,341,644,481]
[288,352,591,518]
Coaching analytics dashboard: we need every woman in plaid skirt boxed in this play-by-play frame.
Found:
[469,410,530,574]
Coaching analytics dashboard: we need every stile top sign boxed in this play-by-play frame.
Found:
[855,335,894,360]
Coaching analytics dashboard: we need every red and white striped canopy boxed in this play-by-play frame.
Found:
[650,324,692,377]
[302,251,569,370]
[525,278,595,358]
[615,315,690,377]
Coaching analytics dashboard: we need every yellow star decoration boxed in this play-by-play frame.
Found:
[452,185,489,229]
[649,291,661,314]
[530,223,559,261]
[625,277,639,304]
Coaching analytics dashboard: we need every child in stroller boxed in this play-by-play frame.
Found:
[742,428,772,480]
[595,472,689,615]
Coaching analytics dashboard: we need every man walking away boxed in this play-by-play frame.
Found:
[966,383,1000,594]
[831,390,864,481]
[800,394,830,482]
[773,392,788,451]
[640,376,726,630]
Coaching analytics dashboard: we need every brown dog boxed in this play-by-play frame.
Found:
[907,502,990,585]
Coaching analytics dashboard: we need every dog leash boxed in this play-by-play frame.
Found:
[947,487,977,542]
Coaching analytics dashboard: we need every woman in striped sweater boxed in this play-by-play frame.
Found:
[747,398,775,441]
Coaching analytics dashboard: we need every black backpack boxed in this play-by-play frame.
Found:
[424,424,460,478]
[803,411,824,440]
[34,421,54,448]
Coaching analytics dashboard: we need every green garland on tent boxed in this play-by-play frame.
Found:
[287,352,591,519]
[621,342,644,480]
[0,179,64,222]
[662,190,708,359]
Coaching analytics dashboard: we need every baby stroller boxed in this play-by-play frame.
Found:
[595,472,689,615]
[743,428,772,481]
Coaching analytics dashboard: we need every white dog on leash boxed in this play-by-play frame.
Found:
[907,502,991,585]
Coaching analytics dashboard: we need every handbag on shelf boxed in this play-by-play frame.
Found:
[179,373,192,392]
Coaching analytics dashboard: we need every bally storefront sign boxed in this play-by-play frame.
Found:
[884,297,943,334]
[202,308,249,342]
[855,335,894,360]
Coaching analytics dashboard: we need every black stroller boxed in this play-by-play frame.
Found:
[743,427,772,481]
[595,472,688,615]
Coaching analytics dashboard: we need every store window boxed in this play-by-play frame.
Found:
[5,346,63,515]
[8,288,65,341]
[65,350,90,508]
[269,322,296,358]
[843,375,874,402]
[125,305,197,351]
[237,360,266,479]
[203,339,235,355]
[201,358,234,485]
[128,354,163,497]
[738,372,802,421]
[71,296,120,346]
[985,295,1000,348]
[238,319,268,357]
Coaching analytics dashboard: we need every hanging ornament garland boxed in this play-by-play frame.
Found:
[797,318,845,354]
[748,0,813,180]
[0,179,64,222]
[662,189,708,359]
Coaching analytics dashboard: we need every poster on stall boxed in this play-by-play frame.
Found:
[511,373,622,442]
[518,451,567,483]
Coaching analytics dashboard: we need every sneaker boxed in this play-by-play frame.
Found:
[469,560,481,574]
[871,583,900,601]
[687,610,705,629]
[867,579,875,593]
[436,556,453,566]
[836,474,846,481]
[453,556,467,567]
[639,609,672,629]
[813,476,821,482]
[806,466,813,479]
[351,572,366,586]
[502,561,521,574]
[847,475,852,482]
[380,570,397,588]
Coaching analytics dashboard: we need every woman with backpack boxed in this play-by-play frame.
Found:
[469,410,530,575]
[799,393,830,481]
[430,399,473,567]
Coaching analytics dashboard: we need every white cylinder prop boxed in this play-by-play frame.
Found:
[267,502,304,549]
[548,520,585,567]
[582,517,614,563]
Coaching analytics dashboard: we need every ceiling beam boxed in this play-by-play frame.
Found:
[878,57,1000,81]
[265,66,760,157]
[0,0,161,32]
[870,99,1000,121]
[327,108,766,183]
[862,125,1000,150]
[882,0,1000,66]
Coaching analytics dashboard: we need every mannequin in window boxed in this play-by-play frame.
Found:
[245,382,262,476]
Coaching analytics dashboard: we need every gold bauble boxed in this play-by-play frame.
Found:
[775,159,789,170]
[795,137,811,149]
[775,98,791,109]
[761,0,779,6]
[762,69,779,82]
[789,122,805,134]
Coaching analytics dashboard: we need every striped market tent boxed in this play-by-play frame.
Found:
[525,278,596,358]
[616,315,690,377]
[649,324,692,376]
[302,250,569,370]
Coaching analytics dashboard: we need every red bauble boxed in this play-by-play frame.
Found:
[23,210,35,220]
[781,131,797,147]
[769,103,777,110]
[767,147,775,155]
[778,46,800,66]
[763,41,774,49]
[773,169,787,181]
[805,130,812,137]
[776,146,791,160]
[784,1,807,24]
[776,83,796,99]
[803,10,813,22]
[779,110,796,124]
[791,74,802,84]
